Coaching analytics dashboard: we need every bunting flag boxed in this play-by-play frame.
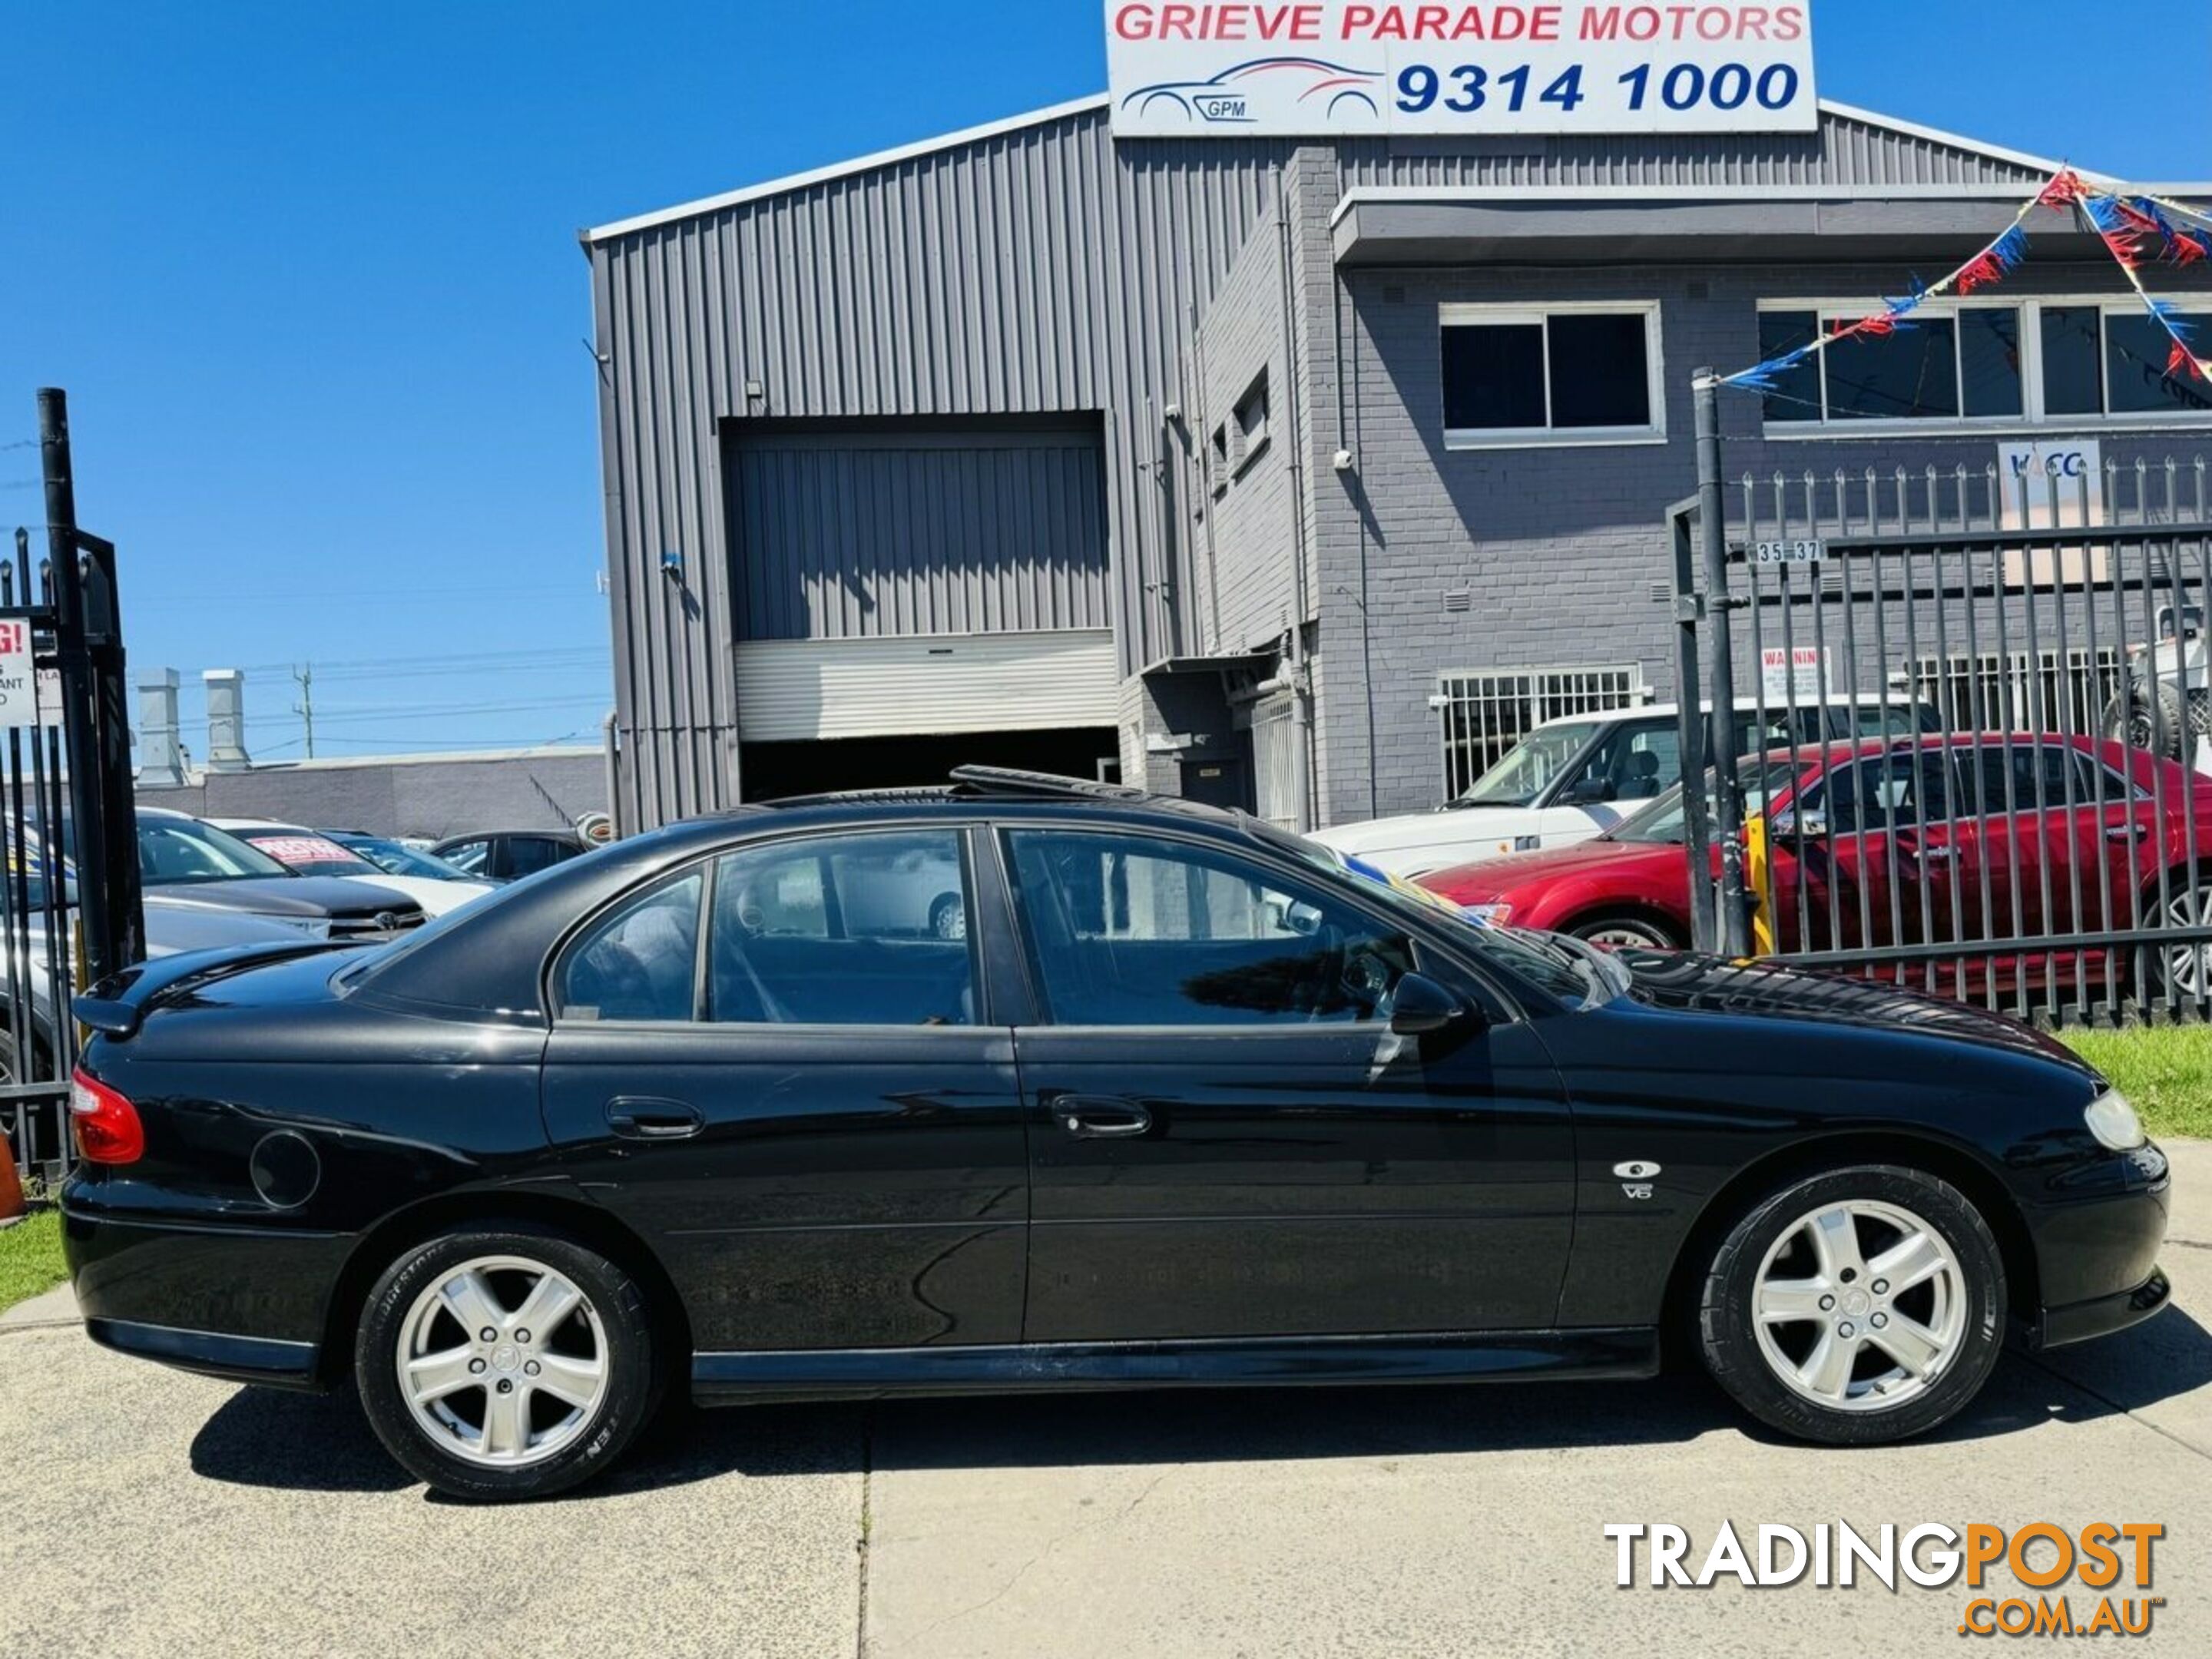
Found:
[1714,164,2212,396]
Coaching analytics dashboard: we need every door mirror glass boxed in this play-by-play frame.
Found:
[1387,972,1464,1037]
[1561,776,1614,806]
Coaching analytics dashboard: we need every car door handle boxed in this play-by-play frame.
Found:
[2107,823,2152,842]
[1049,1094,1154,1140]
[606,1097,704,1141]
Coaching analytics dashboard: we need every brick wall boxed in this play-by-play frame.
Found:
[1302,256,2212,826]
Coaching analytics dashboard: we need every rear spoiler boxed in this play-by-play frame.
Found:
[74,939,352,1040]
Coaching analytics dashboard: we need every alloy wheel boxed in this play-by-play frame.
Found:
[1750,1200,1965,1414]
[2161,888,2212,1001]
[1579,922,1670,949]
[395,1254,609,1468]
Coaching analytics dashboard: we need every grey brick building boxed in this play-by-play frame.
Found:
[583,98,2212,833]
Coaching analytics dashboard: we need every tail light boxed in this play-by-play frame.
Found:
[69,1068,144,1165]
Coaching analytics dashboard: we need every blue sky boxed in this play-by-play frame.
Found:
[4,1,2205,761]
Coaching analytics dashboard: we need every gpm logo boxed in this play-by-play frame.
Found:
[1194,95,1249,120]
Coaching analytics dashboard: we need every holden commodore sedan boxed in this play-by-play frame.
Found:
[62,768,2169,1501]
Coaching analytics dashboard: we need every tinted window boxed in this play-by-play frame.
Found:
[560,870,704,1022]
[1442,320,1545,431]
[2107,311,2212,415]
[1548,313,1652,429]
[1958,742,2107,816]
[708,830,973,1025]
[1817,752,1955,833]
[1757,310,1822,423]
[2041,306,2104,416]
[504,836,572,877]
[1957,307,2024,419]
[1006,830,1416,1027]
[1826,316,1959,420]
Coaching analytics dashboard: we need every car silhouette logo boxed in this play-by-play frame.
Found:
[1121,57,1383,125]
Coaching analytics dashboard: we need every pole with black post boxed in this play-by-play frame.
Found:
[39,388,143,989]
[1694,368,1750,958]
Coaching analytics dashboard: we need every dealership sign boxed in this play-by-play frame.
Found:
[1107,3,1817,137]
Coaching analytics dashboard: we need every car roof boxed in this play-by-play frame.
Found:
[356,770,1272,1019]
[1530,693,1920,732]
[209,818,313,833]
[1753,730,2118,769]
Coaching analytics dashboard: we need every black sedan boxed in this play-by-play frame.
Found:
[62,769,2171,1500]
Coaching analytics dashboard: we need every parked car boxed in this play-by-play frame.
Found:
[2102,600,2209,764]
[324,831,502,887]
[1419,733,2212,1002]
[429,828,590,881]
[209,820,495,918]
[65,767,2167,1500]
[1311,696,1938,877]
[136,807,426,939]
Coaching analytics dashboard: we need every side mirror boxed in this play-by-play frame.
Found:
[1561,777,1614,806]
[1388,972,1465,1037]
[1772,807,1828,840]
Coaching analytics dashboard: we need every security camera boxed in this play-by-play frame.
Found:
[1332,449,1355,472]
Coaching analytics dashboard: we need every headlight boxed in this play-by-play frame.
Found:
[1462,902,1512,926]
[2084,1088,2146,1152]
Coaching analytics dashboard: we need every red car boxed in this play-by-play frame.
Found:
[1419,733,2212,1003]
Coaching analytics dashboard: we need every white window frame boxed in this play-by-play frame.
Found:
[1440,300,1667,452]
[1755,296,2212,439]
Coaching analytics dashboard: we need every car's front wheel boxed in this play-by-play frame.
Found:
[1697,1165,2005,1445]
[355,1225,657,1501]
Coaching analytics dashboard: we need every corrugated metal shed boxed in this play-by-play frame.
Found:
[585,97,2081,830]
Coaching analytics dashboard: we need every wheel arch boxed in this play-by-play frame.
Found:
[1557,899,1688,948]
[317,1188,692,1388]
[1657,1129,2040,1363]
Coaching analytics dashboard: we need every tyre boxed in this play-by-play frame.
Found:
[2103,681,2196,761]
[1567,911,1681,950]
[929,892,966,941]
[1697,1165,2005,1445]
[354,1225,657,1501]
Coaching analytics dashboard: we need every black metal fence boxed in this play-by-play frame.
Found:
[1674,452,2211,1025]
[3,389,144,1187]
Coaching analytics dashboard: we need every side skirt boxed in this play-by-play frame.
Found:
[691,1326,1658,1405]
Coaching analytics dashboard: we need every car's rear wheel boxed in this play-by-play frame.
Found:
[1568,911,1681,950]
[1697,1165,2005,1445]
[355,1226,657,1501]
[2142,872,2212,1006]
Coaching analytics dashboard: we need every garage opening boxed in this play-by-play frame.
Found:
[724,413,1119,803]
[740,727,1121,801]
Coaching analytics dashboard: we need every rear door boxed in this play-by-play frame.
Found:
[540,823,1026,1354]
[997,824,1575,1343]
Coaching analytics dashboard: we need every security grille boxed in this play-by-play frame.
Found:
[1249,694,1302,831]
[1909,647,2124,738]
[1435,665,1646,802]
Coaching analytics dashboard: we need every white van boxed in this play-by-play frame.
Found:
[1310,696,1935,877]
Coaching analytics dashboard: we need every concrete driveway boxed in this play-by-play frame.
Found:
[7,1145,2210,1659]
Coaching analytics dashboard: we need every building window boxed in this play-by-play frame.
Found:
[1231,371,1270,475]
[1758,298,2212,430]
[1439,303,1665,449]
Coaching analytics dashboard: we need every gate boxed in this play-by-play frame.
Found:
[3,389,144,1186]
[1673,454,2212,1026]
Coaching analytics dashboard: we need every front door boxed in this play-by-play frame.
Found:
[540,824,1026,1354]
[1771,749,1973,971]
[995,825,1575,1343]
